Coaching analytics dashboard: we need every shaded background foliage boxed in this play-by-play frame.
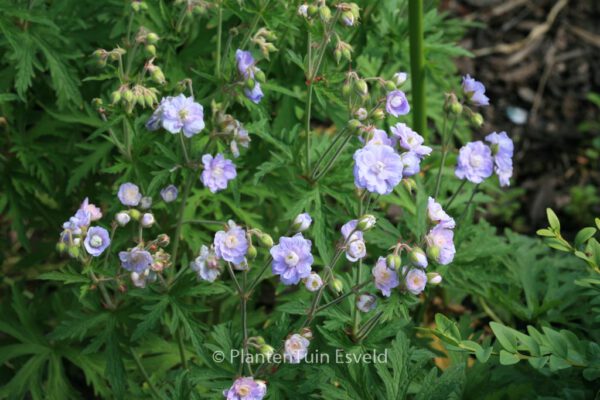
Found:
[0,0,599,399]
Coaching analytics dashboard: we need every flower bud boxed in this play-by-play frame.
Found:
[402,178,417,193]
[354,79,368,97]
[129,209,141,221]
[341,11,355,26]
[141,213,155,228]
[342,82,352,97]
[426,245,440,262]
[56,242,67,253]
[144,44,156,57]
[348,119,362,130]
[258,233,273,248]
[150,67,166,85]
[384,81,397,91]
[470,112,484,127]
[146,32,159,44]
[300,327,313,340]
[342,48,352,62]
[116,211,131,226]
[247,244,258,259]
[386,254,401,270]
[409,247,428,268]
[450,102,463,115]
[307,5,318,17]
[293,213,312,232]
[334,49,342,64]
[372,109,385,120]
[298,4,309,17]
[319,5,332,21]
[355,108,368,121]
[357,214,376,231]
[260,344,275,358]
[254,70,266,83]
[332,278,343,293]
[427,272,442,285]
[392,72,408,86]
[111,91,121,104]
[68,246,80,259]
[123,89,134,104]
[246,78,256,89]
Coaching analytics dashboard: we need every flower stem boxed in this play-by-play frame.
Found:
[168,171,195,283]
[445,179,467,209]
[131,349,164,399]
[305,83,314,173]
[459,183,480,222]
[312,132,353,182]
[408,0,426,138]
[215,1,223,79]
[247,256,273,293]
[433,113,457,198]
[179,131,190,164]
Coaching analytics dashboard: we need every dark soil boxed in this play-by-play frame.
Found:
[446,0,600,233]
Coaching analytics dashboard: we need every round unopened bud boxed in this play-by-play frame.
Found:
[348,119,362,130]
[146,32,159,44]
[319,5,332,21]
[355,108,368,121]
[409,247,428,268]
[334,49,342,64]
[386,254,402,270]
[384,81,397,91]
[68,246,80,258]
[354,79,368,97]
[129,209,141,221]
[56,242,67,253]
[141,213,155,228]
[300,327,313,340]
[151,68,166,85]
[393,72,408,86]
[293,213,312,232]
[111,91,121,104]
[332,278,343,293]
[116,211,131,226]
[402,178,417,193]
[144,44,156,57]
[246,78,256,89]
[123,89,134,103]
[342,82,352,97]
[257,233,273,248]
[450,102,463,115]
[247,244,258,259]
[470,112,484,127]
[307,5,318,17]
[357,214,376,231]
[255,70,266,83]
[372,109,385,120]
[341,11,355,26]
[426,245,440,262]
[341,48,352,61]
[298,4,309,17]
[427,272,442,285]
[260,344,275,358]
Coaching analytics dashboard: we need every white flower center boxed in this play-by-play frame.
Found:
[371,161,386,175]
[125,188,138,201]
[285,251,300,266]
[213,166,223,177]
[90,235,102,248]
[391,95,403,108]
[225,234,238,248]
[179,108,189,120]
[470,154,483,168]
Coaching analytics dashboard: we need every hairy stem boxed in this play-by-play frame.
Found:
[433,113,457,198]
[131,349,163,399]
